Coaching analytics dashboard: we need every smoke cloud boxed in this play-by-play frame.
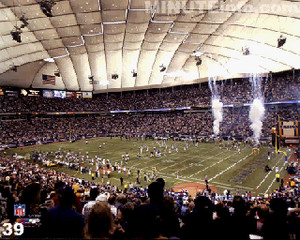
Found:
[249,98,265,144]
[212,98,224,136]
[248,73,266,144]
[209,77,224,136]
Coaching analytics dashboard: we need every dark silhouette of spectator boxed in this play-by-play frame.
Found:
[262,198,289,240]
[158,195,180,238]
[1,185,15,222]
[18,183,44,237]
[130,180,165,239]
[180,195,214,240]
[51,181,65,206]
[19,182,41,217]
[148,179,164,206]
[228,195,255,240]
[212,202,231,239]
[44,186,85,238]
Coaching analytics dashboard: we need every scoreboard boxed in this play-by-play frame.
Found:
[278,121,299,145]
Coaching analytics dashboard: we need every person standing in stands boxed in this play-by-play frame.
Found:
[17,183,43,238]
[129,179,165,239]
[180,195,214,240]
[44,186,85,238]
[82,187,99,218]
[227,195,256,240]
[262,198,289,240]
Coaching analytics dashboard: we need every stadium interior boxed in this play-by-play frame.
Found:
[0,0,300,239]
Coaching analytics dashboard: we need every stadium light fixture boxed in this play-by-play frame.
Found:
[11,65,18,72]
[39,0,56,17]
[20,14,29,28]
[195,56,202,66]
[112,74,119,79]
[11,26,22,43]
[277,35,286,48]
[160,64,166,72]
[132,70,137,77]
[88,76,94,84]
[242,46,250,56]
[54,70,61,77]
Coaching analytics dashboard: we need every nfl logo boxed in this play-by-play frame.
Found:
[14,204,26,217]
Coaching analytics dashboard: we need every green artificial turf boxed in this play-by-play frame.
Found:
[5,137,291,195]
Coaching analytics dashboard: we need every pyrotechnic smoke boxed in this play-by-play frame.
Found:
[249,75,265,144]
[209,77,223,136]
[212,98,223,136]
[249,98,265,144]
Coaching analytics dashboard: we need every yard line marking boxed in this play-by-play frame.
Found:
[131,153,170,167]
[186,176,253,191]
[129,142,221,169]
[129,142,208,168]
[159,148,223,172]
[129,162,162,172]
[256,155,284,190]
[131,158,161,168]
[177,163,203,174]
[208,153,253,182]
[147,162,161,169]
[158,173,253,191]
[197,148,232,164]
[264,157,287,194]
[188,146,247,178]
[130,158,156,168]
[159,174,192,183]
[189,152,237,177]
[129,166,253,191]
[198,145,247,165]
[156,170,253,191]
[212,181,254,191]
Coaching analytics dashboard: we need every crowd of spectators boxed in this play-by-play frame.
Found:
[0,75,299,113]
[0,104,298,147]
[1,152,300,239]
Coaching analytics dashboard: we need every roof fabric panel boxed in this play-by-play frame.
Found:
[0,0,299,91]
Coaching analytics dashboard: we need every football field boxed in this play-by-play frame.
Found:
[6,137,291,195]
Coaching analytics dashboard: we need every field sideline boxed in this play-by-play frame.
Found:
[5,137,292,195]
